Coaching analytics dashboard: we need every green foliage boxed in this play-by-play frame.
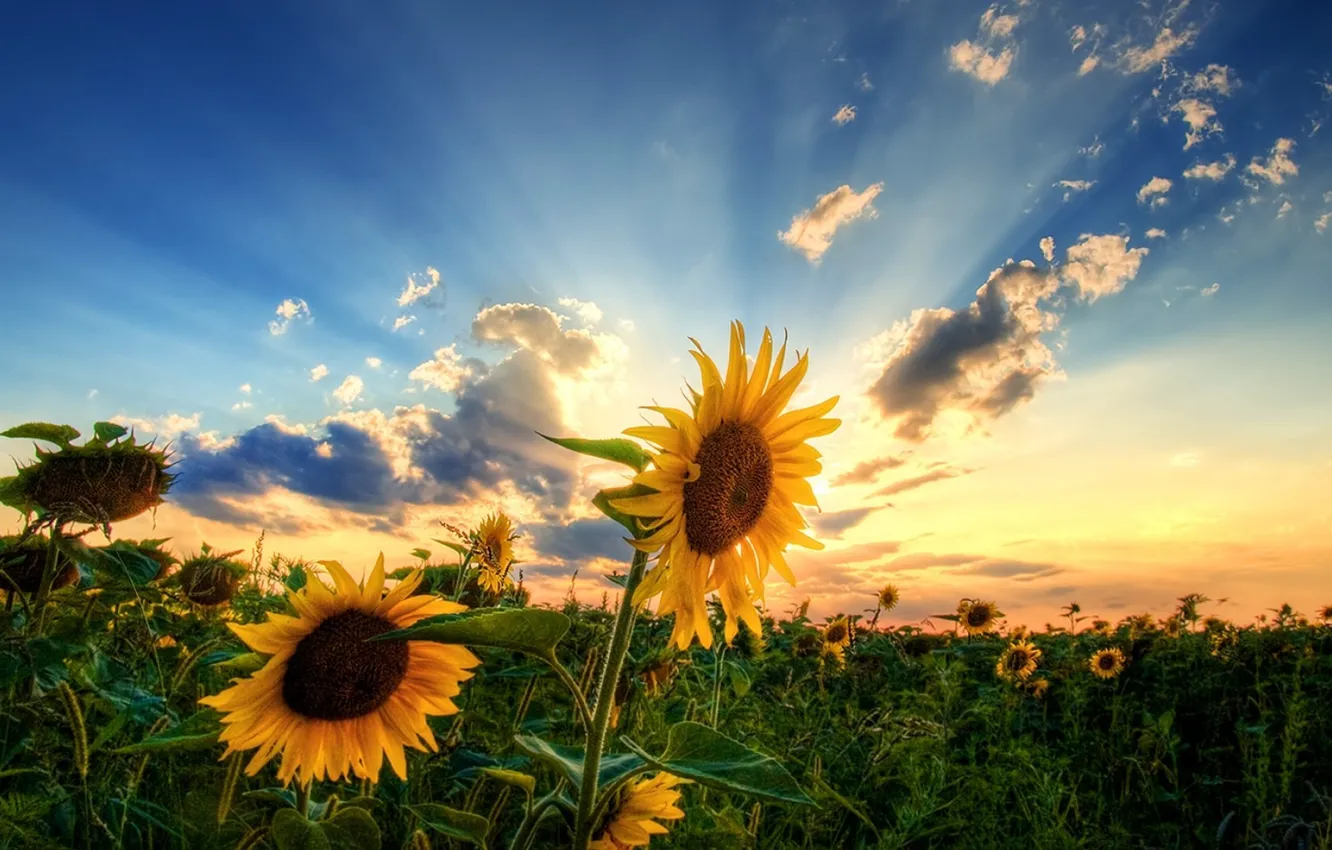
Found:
[408,803,490,847]
[623,722,813,805]
[377,608,571,656]
[538,434,651,473]
[270,807,382,850]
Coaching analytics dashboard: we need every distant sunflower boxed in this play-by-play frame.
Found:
[590,772,690,849]
[1318,605,1332,624]
[958,599,1001,636]
[823,616,851,649]
[0,533,79,597]
[474,512,517,595]
[200,555,480,787]
[1089,647,1127,680]
[996,640,1042,681]
[611,322,841,650]
[878,584,900,611]
[1025,678,1049,699]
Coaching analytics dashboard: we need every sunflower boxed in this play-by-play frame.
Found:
[610,322,841,650]
[199,555,480,787]
[590,772,691,849]
[958,599,1001,636]
[177,549,248,607]
[1318,605,1332,623]
[0,533,79,597]
[996,640,1042,681]
[1089,647,1127,680]
[474,512,517,595]
[1024,678,1049,699]
[877,584,900,611]
[823,616,851,648]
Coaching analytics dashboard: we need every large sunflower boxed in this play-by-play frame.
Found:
[474,512,517,595]
[611,322,841,649]
[200,555,480,787]
[958,599,1001,636]
[590,772,690,849]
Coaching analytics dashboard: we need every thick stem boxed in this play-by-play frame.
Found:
[30,528,63,636]
[511,790,562,850]
[542,652,594,730]
[294,783,311,819]
[450,552,475,603]
[572,550,648,849]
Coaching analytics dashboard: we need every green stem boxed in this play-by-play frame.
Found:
[29,528,63,636]
[450,552,475,603]
[572,549,649,849]
[541,651,594,730]
[511,789,564,850]
[295,783,311,819]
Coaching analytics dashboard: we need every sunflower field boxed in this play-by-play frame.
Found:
[3,323,1332,850]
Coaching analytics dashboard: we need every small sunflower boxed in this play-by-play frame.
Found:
[611,322,841,649]
[1318,605,1332,623]
[1024,678,1050,699]
[996,640,1042,681]
[200,555,480,787]
[1009,624,1030,641]
[590,772,691,849]
[958,599,1001,636]
[474,512,518,594]
[820,640,846,666]
[878,584,900,611]
[823,616,851,649]
[177,549,248,607]
[1089,647,1127,680]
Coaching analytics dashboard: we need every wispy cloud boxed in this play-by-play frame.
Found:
[309,364,329,382]
[1246,138,1299,185]
[332,375,364,407]
[778,182,884,262]
[268,298,311,336]
[831,104,857,125]
[830,453,911,487]
[1120,25,1197,73]
[873,466,973,498]
[397,267,440,307]
[1184,154,1236,180]
[1173,98,1220,150]
[557,297,604,326]
[1136,176,1173,207]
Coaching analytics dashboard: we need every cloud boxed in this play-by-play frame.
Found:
[556,297,604,326]
[980,5,1019,38]
[1201,282,1219,296]
[1316,212,1331,234]
[310,364,329,382]
[1277,200,1293,219]
[948,40,1015,85]
[87,389,98,399]
[1057,179,1096,202]
[524,518,631,566]
[1173,98,1220,149]
[1170,451,1200,468]
[1120,26,1197,73]
[1039,236,1055,263]
[618,319,635,333]
[1136,176,1172,207]
[808,506,891,539]
[1078,55,1100,76]
[857,72,873,91]
[1146,228,1167,239]
[778,182,884,262]
[392,315,417,332]
[831,104,857,126]
[111,412,203,440]
[332,375,364,407]
[268,298,312,336]
[397,267,441,307]
[1061,233,1149,301]
[1069,25,1088,51]
[239,384,252,395]
[865,262,1063,441]
[873,466,972,497]
[409,344,474,394]
[1184,63,1236,96]
[1079,139,1104,158]
[1183,154,1236,180]
[1246,138,1298,186]
[231,401,252,411]
[830,453,910,487]
[472,303,611,376]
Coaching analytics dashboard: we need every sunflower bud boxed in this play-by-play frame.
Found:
[177,552,247,606]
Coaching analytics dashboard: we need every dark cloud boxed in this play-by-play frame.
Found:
[524,518,634,565]
[808,506,892,539]
[958,559,1064,580]
[872,466,972,498]
[830,453,910,487]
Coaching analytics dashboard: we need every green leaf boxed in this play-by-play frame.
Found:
[0,476,22,509]
[114,710,222,755]
[513,734,645,791]
[83,542,164,586]
[270,807,382,850]
[409,803,489,848]
[92,421,129,443]
[538,434,651,473]
[1,422,80,449]
[430,538,472,558]
[479,767,536,798]
[621,721,813,805]
[410,548,431,562]
[592,483,658,539]
[211,652,268,674]
[373,608,571,656]
[286,562,308,591]
[726,660,752,699]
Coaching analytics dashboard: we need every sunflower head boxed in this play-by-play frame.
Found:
[1024,677,1050,699]
[958,599,1001,635]
[475,512,516,573]
[590,772,690,850]
[1161,616,1182,637]
[1009,624,1030,641]
[878,584,900,611]
[0,533,79,596]
[1089,647,1127,679]
[200,555,481,787]
[177,549,248,606]
[996,640,1042,681]
[3,426,175,532]
[610,322,841,650]
[792,630,821,657]
[823,616,851,648]
[820,639,846,667]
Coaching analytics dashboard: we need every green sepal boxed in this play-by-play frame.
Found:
[593,483,657,539]
[538,434,650,473]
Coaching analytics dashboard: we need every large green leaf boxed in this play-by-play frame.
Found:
[538,434,650,473]
[373,608,570,656]
[592,483,658,539]
[621,722,813,805]
[513,733,645,791]
[409,804,489,848]
[81,542,164,586]
[92,421,129,443]
[270,807,381,850]
[1,422,80,449]
[115,710,222,755]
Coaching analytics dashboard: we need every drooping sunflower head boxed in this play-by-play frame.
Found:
[611,322,841,650]
[1161,616,1182,637]
[958,599,1001,635]
[177,549,248,607]
[3,425,175,533]
[996,640,1042,681]
[1318,605,1332,623]
[200,555,480,788]
[823,616,851,648]
[1024,677,1050,699]
[590,772,691,850]
[878,584,900,611]
[1089,647,1127,679]
[0,533,79,597]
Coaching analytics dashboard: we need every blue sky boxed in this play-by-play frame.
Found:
[2,0,1330,627]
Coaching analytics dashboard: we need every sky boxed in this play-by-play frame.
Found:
[2,0,1330,631]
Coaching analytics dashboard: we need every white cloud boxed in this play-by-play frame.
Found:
[778,182,885,262]
[1079,138,1104,158]
[618,319,636,333]
[1146,228,1167,239]
[268,298,312,336]
[1039,236,1055,263]
[1069,25,1088,51]
[1184,63,1236,96]
[1060,233,1149,301]
[1246,138,1298,186]
[1137,176,1173,207]
[392,315,417,332]
[87,389,98,399]
[1183,153,1236,181]
[556,297,604,326]
[231,401,252,411]
[1057,179,1096,201]
[1078,55,1100,76]
[1201,282,1220,296]
[1277,200,1293,219]
[332,375,364,407]
[264,414,308,436]
[1173,98,1220,149]
[1170,451,1201,468]
[365,356,383,369]
[111,412,202,440]
[948,40,1016,85]
[831,104,857,126]
[857,72,874,91]
[239,383,252,395]
[310,364,329,382]
[1316,212,1331,234]
[980,5,1019,38]
[408,344,473,394]
[1120,26,1197,73]
[397,266,440,307]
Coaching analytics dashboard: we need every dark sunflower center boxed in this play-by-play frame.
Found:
[967,607,991,627]
[826,624,848,644]
[1099,654,1116,669]
[282,610,409,720]
[1006,650,1030,671]
[683,422,773,556]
